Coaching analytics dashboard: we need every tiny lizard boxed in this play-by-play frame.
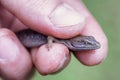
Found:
[16,29,100,51]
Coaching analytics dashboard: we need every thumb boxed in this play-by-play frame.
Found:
[0,0,85,38]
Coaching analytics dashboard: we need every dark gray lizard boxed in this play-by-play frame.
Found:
[16,29,100,51]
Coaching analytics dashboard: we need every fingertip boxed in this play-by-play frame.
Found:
[31,43,70,75]
[48,3,86,38]
[0,28,32,79]
[74,47,108,66]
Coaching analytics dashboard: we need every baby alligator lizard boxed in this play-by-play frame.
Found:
[16,29,100,51]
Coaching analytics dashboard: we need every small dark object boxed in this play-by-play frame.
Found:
[16,29,100,51]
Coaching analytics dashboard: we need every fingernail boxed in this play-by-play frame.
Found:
[49,3,85,27]
[0,33,18,63]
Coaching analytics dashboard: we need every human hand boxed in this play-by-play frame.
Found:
[0,0,108,80]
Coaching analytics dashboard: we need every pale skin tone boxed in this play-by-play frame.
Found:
[0,0,108,80]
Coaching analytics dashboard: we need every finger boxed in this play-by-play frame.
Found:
[31,43,70,75]
[0,0,86,38]
[10,18,28,32]
[0,4,14,28]
[73,1,108,66]
[0,5,28,32]
[0,28,32,80]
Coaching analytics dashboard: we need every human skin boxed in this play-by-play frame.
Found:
[0,0,108,80]
[31,43,70,75]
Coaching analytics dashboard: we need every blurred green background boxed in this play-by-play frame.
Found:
[32,0,120,80]
[0,0,119,80]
